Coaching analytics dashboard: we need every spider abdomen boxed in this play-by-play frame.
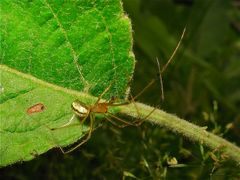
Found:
[91,103,108,113]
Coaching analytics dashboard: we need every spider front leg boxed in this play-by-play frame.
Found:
[60,113,94,154]
[58,114,76,128]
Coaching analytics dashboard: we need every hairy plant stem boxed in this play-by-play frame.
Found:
[118,102,240,164]
[1,65,240,165]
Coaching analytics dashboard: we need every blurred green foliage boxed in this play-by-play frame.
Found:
[1,0,240,179]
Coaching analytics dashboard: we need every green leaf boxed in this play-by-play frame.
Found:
[0,0,134,98]
[0,0,135,167]
[0,65,90,167]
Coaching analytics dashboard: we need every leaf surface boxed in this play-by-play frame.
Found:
[0,0,134,97]
[0,65,94,167]
[0,0,134,167]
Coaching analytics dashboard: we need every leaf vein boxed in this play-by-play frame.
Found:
[44,0,90,90]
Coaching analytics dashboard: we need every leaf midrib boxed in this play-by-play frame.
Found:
[0,65,94,100]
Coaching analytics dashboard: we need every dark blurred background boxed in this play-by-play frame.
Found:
[1,0,240,179]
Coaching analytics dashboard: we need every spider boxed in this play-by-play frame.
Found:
[53,27,186,154]
[55,80,155,154]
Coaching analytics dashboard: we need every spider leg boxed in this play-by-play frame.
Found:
[105,112,133,128]
[107,89,155,127]
[50,113,88,131]
[161,27,186,73]
[132,79,156,102]
[94,81,114,105]
[107,79,155,108]
[45,112,90,154]
[106,105,156,128]
[131,106,156,126]
[60,113,94,154]
[156,57,164,101]
[58,114,76,128]
[42,122,84,154]
[104,115,124,128]
[129,93,157,126]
